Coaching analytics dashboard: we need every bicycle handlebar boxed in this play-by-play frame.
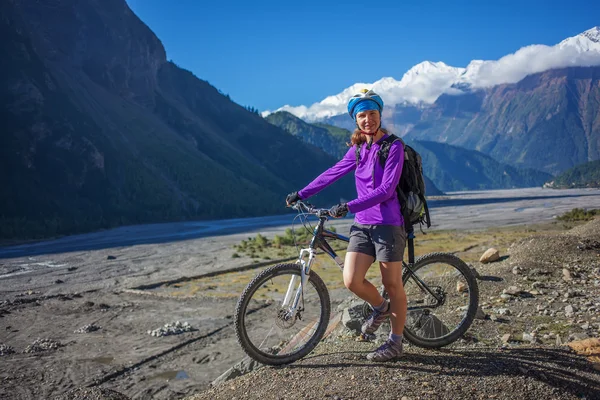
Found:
[289,200,330,218]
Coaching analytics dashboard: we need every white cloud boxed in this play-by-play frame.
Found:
[469,42,600,88]
[266,27,600,121]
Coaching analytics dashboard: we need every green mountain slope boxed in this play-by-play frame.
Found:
[412,141,553,192]
[265,111,348,158]
[266,111,551,193]
[0,0,354,239]
[544,160,600,188]
[265,112,444,195]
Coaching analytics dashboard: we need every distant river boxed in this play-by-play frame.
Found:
[1,187,599,259]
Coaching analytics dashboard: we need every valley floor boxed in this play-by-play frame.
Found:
[0,188,599,400]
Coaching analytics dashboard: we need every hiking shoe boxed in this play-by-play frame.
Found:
[366,339,403,362]
[361,303,390,335]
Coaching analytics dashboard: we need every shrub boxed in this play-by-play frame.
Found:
[556,208,600,222]
[254,233,268,248]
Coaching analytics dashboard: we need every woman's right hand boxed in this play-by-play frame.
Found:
[329,203,348,218]
[286,192,301,206]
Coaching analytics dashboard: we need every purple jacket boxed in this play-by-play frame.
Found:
[298,134,404,226]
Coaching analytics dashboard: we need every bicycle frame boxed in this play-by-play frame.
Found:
[283,212,443,318]
[236,204,479,363]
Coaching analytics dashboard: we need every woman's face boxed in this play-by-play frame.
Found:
[355,109,380,134]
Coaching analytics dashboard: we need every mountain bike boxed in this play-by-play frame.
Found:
[234,201,479,365]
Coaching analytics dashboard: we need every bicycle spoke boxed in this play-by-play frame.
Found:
[236,265,330,363]
[257,325,276,352]
[403,253,478,347]
[279,318,319,353]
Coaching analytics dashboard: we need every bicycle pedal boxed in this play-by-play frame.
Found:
[356,333,376,342]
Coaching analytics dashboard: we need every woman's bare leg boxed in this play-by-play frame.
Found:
[343,251,382,306]
[380,261,407,335]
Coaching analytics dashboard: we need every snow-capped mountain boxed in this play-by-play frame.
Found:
[265,27,600,122]
[559,25,600,51]
[265,62,464,121]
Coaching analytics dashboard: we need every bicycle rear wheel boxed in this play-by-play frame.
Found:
[234,263,331,365]
[402,253,479,348]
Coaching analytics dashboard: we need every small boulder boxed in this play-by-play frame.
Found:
[564,305,575,318]
[406,313,449,337]
[341,301,366,334]
[480,248,500,264]
[474,307,487,320]
[522,333,540,344]
[512,266,523,275]
[74,323,100,334]
[0,343,15,356]
[503,286,520,296]
[211,357,262,386]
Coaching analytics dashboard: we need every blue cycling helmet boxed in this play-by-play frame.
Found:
[347,89,384,120]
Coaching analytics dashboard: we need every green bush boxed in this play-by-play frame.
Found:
[231,224,339,258]
[556,208,600,222]
[254,233,268,248]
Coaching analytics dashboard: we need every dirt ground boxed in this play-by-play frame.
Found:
[0,218,354,400]
[192,343,600,400]
[0,291,241,399]
[1,189,600,400]
[192,218,600,400]
[0,235,264,400]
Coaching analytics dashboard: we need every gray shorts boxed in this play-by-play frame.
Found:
[347,224,406,262]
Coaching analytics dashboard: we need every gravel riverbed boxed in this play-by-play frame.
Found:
[1,190,599,399]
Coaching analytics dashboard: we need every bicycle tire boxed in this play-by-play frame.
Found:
[234,263,331,365]
[402,252,479,348]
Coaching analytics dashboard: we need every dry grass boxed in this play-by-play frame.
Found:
[157,220,584,298]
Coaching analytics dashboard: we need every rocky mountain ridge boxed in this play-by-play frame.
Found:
[406,66,600,175]
[319,65,600,176]
[0,0,355,240]
[266,27,600,177]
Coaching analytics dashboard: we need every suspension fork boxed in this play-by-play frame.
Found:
[282,247,316,313]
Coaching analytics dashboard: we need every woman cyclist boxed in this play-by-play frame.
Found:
[286,89,407,362]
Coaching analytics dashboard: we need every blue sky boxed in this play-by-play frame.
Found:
[126,0,599,111]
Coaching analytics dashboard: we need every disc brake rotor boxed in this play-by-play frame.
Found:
[275,308,298,329]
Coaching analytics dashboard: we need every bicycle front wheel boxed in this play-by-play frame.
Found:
[402,253,479,348]
[234,263,331,365]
